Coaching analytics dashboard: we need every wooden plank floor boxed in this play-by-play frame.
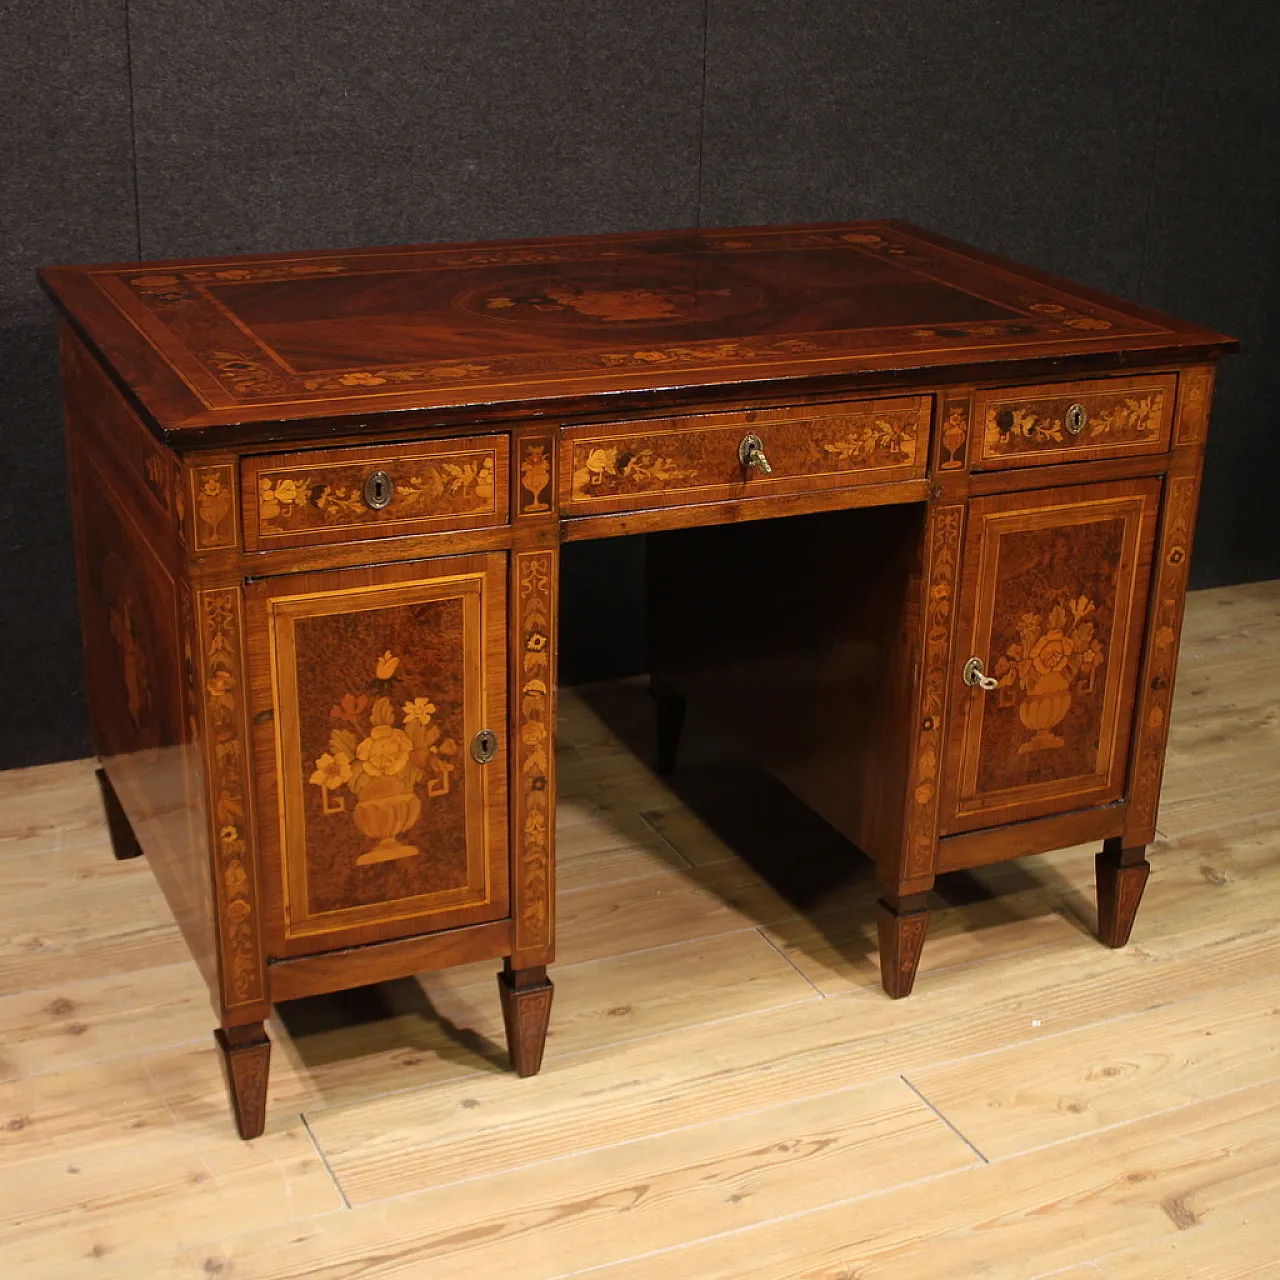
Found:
[0,580,1277,1279]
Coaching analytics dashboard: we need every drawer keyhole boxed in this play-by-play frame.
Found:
[363,470,395,510]
[1065,403,1088,436]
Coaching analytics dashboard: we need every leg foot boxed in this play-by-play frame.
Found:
[1096,838,1150,948]
[877,893,931,999]
[650,679,687,775]
[96,768,142,860]
[498,963,554,1077]
[214,1022,271,1140]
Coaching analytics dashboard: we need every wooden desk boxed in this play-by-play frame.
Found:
[41,222,1235,1138]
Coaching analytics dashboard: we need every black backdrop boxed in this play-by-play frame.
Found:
[3,2,1278,769]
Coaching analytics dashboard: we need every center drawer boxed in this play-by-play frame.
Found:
[559,396,931,517]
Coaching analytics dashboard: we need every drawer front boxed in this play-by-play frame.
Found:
[974,374,1176,470]
[242,434,509,549]
[560,396,930,516]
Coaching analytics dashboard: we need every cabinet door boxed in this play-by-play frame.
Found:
[942,478,1160,833]
[248,553,508,956]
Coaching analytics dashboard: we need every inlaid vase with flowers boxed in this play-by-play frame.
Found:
[309,650,458,865]
[995,594,1106,755]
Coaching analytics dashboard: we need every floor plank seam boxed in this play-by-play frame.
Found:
[531,922,787,972]
[180,1204,352,1263]
[540,992,823,1063]
[537,1155,991,1280]
[293,994,825,1126]
[754,925,828,997]
[1,1034,210,1087]
[1031,1263,1106,1280]
[633,809,704,869]
[900,1073,990,1164]
[555,863,705,896]
[301,1112,352,1210]
[977,1067,1280,1167]
[875,964,1280,1080]
[0,948,194,1000]
[1157,803,1280,842]
[316,1067,936,1206]
[919,933,1088,984]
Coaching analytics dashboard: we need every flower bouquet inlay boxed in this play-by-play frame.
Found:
[995,594,1107,754]
[310,649,458,864]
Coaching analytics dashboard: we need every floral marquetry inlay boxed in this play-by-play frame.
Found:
[287,594,473,919]
[517,437,554,516]
[975,514,1128,797]
[994,592,1107,755]
[571,445,696,501]
[981,380,1171,465]
[309,650,459,865]
[255,450,496,539]
[199,589,263,1007]
[813,413,919,466]
[192,464,236,550]
[513,551,556,957]
[566,401,925,508]
[903,504,964,879]
[1127,474,1200,842]
[938,397,971,470]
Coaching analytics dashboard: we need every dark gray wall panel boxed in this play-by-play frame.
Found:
[126,2,707,700]
[129,1,705,257]
[700,0,1170,296]
[0,1,137,769]
[3,0,1277,770]
[1140,1,1280,587]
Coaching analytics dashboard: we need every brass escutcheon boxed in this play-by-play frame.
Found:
[962,656,1000,691]
[1064,403,1089,436]
[362,469,395,509]
[471,728,498,764]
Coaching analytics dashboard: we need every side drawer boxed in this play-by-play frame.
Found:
[242,434,509,550]
[973,373,1176,470]
[559,396,930,517]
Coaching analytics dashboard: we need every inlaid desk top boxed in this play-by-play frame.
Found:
[41,221,1233,446]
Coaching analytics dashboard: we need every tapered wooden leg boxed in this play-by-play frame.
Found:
[214,1022,271,1140]
[650,679,687,776]
[877,892,931,999]
[498,962,554,1077]
[1096,837,1151,948]
[96,767,142,860]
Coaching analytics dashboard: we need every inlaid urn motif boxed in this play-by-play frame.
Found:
[309,650,458,864]
[995,594,1106,754]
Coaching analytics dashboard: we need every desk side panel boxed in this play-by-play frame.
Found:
[61,326,219,1004]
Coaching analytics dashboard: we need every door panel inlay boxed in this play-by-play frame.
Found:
[944,479,1160,832]
[261,559,508,948]
[978,518,1122,790]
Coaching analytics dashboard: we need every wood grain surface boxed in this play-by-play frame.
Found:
[39,221,1233,444]
[0,580,1276,1278]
